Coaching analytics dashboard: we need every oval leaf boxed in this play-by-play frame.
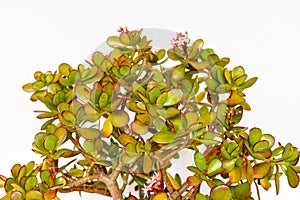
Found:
[210,185,232,200]
[111,110,129,127]
[152,131,176,144]
[78,128,101,140]
[286,166,299,188]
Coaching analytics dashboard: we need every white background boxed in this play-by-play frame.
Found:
[0,0,300,199]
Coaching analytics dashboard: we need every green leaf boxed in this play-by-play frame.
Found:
[249,127,262,146]
[36,111,57,119]
[163,89,183,106]
[207,159,223,176]
[152,131,176,144]
[92,52,104,66]
[118,134,137,146]
[167,49,182,61]
[131,120,148,135]
[133,175,147,186]
[232,66,245,80]
[62,110,76,124]
[68,168,84,178]
[54,127,68,147]
[111,110,129,127]
[136,113,151,125]
[227,93,245,106]
[167,173,180,190]
[234,74,248,86]
[120,32,131,45]
[99,92,109,108]
[195,193,208,200]
[206,79,218,90]
[231,183,251,199]
[223,68,232,84]
[24,176,37,191]
[189,61,210,71]
[43,134,57,153]
[40,170,53,187]
[25,190,44,200]
[222,159,235,172]
[286,166,299,188]
[253,140,269,152]
[78,128,101,140]
[106,36,126,48]
[210,185,232,200]
[10,183,25,195]
[261,134,275,148]
[239,77,258,89]
[11,164,21,179]
[30,90,47,101]
[215,84,231,94]
[156,49,166,60]
[194,152,206,172]
[143,154,152,174]
[55,176,66,187]
[32,81,46,91]
[199,112,216,127]
[148,87,161,104]
[59,63,71,76]
[282,143,294,160]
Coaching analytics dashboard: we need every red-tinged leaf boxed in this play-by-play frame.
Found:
[253,140,269,152]
[37,111,57,119]
[25,190,44,200]
[260,177,271,191]
[103,118,113,138]
[22,83,34,92]
[229,167,241,183]
[253,162,271,179]
[187,176,201,186]
[210,185,232,200]
[59,63,71,76]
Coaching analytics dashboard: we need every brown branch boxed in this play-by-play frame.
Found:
[64,170,123,200]
[170,182,190,199]
[160,167,175,195]
[58,186,111,196]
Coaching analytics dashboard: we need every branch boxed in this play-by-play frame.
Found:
[58,186,111,196]
[64,171,123,200]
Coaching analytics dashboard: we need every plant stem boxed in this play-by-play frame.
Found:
[254,180,261,200]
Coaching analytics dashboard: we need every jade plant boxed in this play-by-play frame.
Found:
[0,28,299,200]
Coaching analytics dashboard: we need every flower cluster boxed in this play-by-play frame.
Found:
[171,31,191,48]
[142,172,163,198]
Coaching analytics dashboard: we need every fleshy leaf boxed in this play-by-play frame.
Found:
[78,128,101,140]
[152,131,176,144]
[210,185,232,200]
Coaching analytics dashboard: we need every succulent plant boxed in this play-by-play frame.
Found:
[0,28,299,200]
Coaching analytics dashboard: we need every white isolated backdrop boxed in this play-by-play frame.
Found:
[0,0,300,199]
